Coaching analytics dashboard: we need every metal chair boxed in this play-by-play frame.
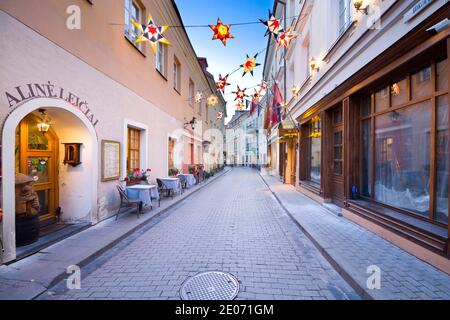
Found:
[178,175,187,192]
[115,185,143,220]
[157,178,173,199]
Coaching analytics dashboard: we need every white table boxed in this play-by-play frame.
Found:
[178,174,196,188]
[160,177,182,195]
[125,184,158,208]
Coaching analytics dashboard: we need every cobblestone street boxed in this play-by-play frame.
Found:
[39,168,359,300]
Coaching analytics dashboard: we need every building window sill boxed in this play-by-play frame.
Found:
[124,35,146,58]
[156,68,168,81]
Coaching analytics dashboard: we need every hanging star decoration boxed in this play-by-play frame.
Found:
[260,10,283,39]
[216,74,231,93]
[209,18,233,46]
[132,15,171,53]
[253,89,261,103]
[207,95,219,107]
[217,111,224,120]
[276,26,297,51]
[235,100,245,111]
[241,54,261,77]
[195,91,204,103]
[232,86,248,101]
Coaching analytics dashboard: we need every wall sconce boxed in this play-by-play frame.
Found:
[310,57,320,73]
[63,143,82,167]
[184,117,197,130]
[37,109,51,133]
[291,85,301,97]
[354,0,369,15]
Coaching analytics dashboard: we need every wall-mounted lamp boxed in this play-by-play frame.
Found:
[291,85,301,97]
[184,117,197,130]
[354,0,369,15]
[310,57,320,73]
[37,109,51,133]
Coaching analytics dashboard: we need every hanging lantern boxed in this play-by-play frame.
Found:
[260,10,283,39]
[132,14,171,53]
[233,86,248,101]
[240,54,261,77]
[207,95,219,107]
[216,74,230,93]
[37,109,51,133]
[276,26,297,51]
[209,18,233,46]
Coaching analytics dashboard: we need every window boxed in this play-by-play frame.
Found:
[156,43,167,76]
[338,0,352,35]
[168,137,175,169]
[189,79,195,107]
[309,117,321,183]
[173,56,181,92]
[127,127,141,172]
[359,59,449,224]
[124,0,141,43]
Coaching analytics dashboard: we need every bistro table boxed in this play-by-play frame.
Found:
[178,173,196,188]
[125,184,159,209]
[160,177,182,196]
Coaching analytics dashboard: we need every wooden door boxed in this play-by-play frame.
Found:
[330,106,345,206]
[17,115,59,225]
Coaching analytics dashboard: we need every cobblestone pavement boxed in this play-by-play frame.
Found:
[261,174,450,300]
[38,168,359,300]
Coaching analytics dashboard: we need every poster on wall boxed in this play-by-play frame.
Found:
[101,140,120,182]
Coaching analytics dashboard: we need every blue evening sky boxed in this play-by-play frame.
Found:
[175,0,273,122]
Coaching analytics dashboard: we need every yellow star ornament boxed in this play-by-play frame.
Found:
[132,15,171,53]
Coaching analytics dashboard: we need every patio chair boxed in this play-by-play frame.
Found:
[157,178,173,199]
[178,175,187,191]
[115,185,143,220]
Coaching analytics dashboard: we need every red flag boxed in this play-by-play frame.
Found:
[271,82,283,125]
[264,100,271,129]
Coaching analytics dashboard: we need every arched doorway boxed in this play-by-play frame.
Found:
[16,114,59,225]
[1,98,98,264]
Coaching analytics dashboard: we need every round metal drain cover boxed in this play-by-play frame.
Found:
[180,271,240,300]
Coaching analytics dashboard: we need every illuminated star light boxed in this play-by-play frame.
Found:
[207,95,219,107]
[195,91,204,103]
[241,54,261,77]
[132,15,171,53]
[217,111,224,120]
[216,74,231,93]
[235,100,245,111]
[276,26,297,51]
[259,10,283,39]
[209,18,234,46]
[232,86,248,101]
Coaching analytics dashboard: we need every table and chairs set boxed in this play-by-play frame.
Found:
[115,173,197,220]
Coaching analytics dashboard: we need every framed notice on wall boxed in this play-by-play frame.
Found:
[101,140,120,182]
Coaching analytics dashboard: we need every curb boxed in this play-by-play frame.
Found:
[30,168,232,299]
[258,172,373,300]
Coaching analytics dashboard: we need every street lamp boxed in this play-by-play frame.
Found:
[354,0,369,15]
[184,117,197,130]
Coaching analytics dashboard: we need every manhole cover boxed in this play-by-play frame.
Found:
[180,271,240,300]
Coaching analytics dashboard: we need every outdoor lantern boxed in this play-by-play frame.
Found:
[292,85,300,96]
[184,117,197,130]
[310,57,319,73]
[354,0,369,14]
[37,109,51,133]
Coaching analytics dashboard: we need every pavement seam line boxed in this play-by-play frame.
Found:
[258,172,373,300]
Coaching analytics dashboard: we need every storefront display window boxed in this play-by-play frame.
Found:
[309,117,321,183]
[436,94,449,223]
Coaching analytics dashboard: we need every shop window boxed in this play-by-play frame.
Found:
[375,87,389,112]
[436,94,449,223]
[361,118,372,197]
[124,0,141,44]
[361,95,372,117]
[127,127,141,171]
[333,131,343,175]
[411,66,432,100]
[156,43,167,77]
[309,117,321,183]
[437,58,448,92]
[374,101,431,217]
[391,77,408,107]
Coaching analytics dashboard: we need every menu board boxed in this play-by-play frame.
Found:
[101,140,120,181]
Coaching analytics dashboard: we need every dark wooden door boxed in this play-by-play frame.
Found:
[330,107,345,206]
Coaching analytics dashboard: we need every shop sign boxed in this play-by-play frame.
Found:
[4,82,99,127]
[403,0,434,23]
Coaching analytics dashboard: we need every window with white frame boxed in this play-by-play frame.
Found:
[338,0,352,35]
[173,56,181,92]
[189,79,195,107]
[124,0,141,43]
[156,43,167,76]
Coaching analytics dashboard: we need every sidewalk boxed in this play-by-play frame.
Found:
[260,173,450,300]
[0,168,231,300]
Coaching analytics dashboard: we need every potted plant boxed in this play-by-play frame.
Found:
[188,165,195,174]
[15,173,40,247]
[124,168,151,186]
[168,167,179,177]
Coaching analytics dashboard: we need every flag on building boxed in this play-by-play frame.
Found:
[271,82,283,125]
